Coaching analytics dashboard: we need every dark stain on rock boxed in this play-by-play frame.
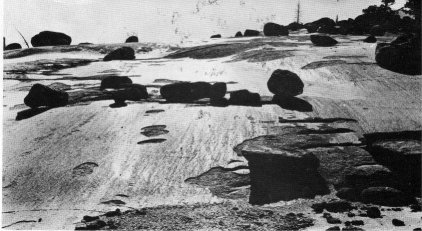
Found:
[72,162,99,177]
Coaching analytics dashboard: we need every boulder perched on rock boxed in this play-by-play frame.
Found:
[31,31,72,47]
[228,90,261,106]
[210,82,226,99]
[363,35,377,43]
[235,31,243,37]
[267,69,304,97]
[100,76,133,90]
[112,84,148,104]
[375,34,421,75]
[244,29,260,37]
[125,36,139,43]
[360,186,415,206]
[263,23,289,36]
[310,35,338,47]
[211,34,221,38]
[24,83,69,108]
[160,82,212,102]
[103,47,135,61]
[5,43,22,50]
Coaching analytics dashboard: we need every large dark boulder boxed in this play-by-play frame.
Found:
[263,23,289,36]
[305,17,336,33]
[244,29,260,37]
[24,83,69,108]
[100,76,132,90]
[310,35,338,47]
[210,82,227,99]
[31,31,71,47]
[125,36,139,43]
[363,35,377,43]
[360,187,415,206]
[267,69,304,97]
[235,31,243,37]
[210,34,221,38]
[103,47,136,61]
[160,82,212,102]
[112,84,148,104]
[190,82,212,100]
[5,43,22,50]
[317,25,338,34]
[228,90,261,106]
[375,34,421,75]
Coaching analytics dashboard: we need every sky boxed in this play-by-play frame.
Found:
[3,0,407,45]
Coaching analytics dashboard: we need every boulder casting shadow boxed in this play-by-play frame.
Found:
[272,95,313,112]
[16,107,52,121]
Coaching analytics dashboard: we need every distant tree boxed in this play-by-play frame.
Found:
[295,1,301,24]
[402,0,421,22]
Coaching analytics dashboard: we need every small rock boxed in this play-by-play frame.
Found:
[24,83,68,108]
[211,34,221,38]
[326,216,342,224]
[267,69,304,97]
[5,43,22,50]
[342,226,364,231]
[310,35,338,47]
[363,35,377,43]
[351,220,364,226]
[229,90,261,106]
[100,76,132,90]
[323,212,332,218]
[104,47,135,61]
[327,226,341,231]
[347,212,355,217]
[264,22,289,36]
[392,207,402,211]
[411,203,422,212]
[113,84,148,103]
[244,29,260,37]
[104,209,121,217]
[82,215,99,222]
[125,36,138,43]
[235,31,243,37]
[365,206,381,218]
[392,218,405,226]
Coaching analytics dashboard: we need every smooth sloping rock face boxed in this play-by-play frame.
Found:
[360,187,415,206]
[5,43,22,50]
[310,35,338,47]
[228,90,261,106]
[103,47,136,61]
[363,35,377,43]
[267,69,304,96]
[125,36,139,43]
[235,126,363,204]
[375,37,421,75]
[113,84,148,103]
[264,23,289,36]
[24,83,69,108]
[100,76,133,90]
[244,29,260,37]
[31,31,72,47]
[210,82,227,99]
[211,34,222,38]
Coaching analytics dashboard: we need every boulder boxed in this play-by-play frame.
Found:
[125,36,139,43]
[190,82,212,100]
[364,206,381,218]
[363,35,377,43]
[310,35,338,47]
[326,226,340,231]
[228,90,261,106]
[392,219,405,226]
[312,200,354,213]
[24,84,69,108]
[244,29,260,37]
[210,82,227,99]
[103,47,136,61]
[360,187,415,206]
[267,69,304,97]
[345,164,397,191]
[112,84,148,104]
[211,34,221,38]
[100,76,133,90]
[160,82,193,102]
[263,23,289,36]
[235,31,243,37]
[210,97,229,107]
[82,215,99,222]
[31,31,71,47]
[286,22,304,31]
[375,35,421,75]
[5,43,22,50]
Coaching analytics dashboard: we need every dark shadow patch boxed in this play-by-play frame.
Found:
[228,49,295,63]
[145,109,165,114]
[115,194,129,198]
[272,95,313,112]
[323,55,367,59]
[279,117,357,123]
[228,159,245,164]
[185,166,250,199]
[109,102,128,108]
[2,220,37,229]
[72,162,99,177]
[153,79,184,84]
[137,139,167,144]
[141,125,169,137]
[100,200,126,205]
[16,107,52,121]
[301,60,347,69]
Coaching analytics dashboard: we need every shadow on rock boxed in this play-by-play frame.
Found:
[16,107,52,121]
[272,95,313,112]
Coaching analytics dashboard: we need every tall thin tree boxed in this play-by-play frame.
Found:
[295,1,301,24]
